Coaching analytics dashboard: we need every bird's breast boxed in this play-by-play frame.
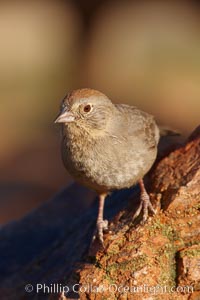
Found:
[62,130,157,192]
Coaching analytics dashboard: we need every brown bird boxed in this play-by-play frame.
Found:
[55,88,160,245]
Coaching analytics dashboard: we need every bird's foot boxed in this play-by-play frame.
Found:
[93,219,108,246]
[132,190,155,224]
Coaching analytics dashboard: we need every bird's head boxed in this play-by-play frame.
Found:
[55,88,114,132]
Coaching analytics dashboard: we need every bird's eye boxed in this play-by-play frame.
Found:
[83,104,91,113]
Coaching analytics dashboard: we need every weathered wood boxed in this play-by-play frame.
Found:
[76,126,200,300]
[0,127,199,300]
[0,178,136,299]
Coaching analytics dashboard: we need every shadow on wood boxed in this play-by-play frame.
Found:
[0,127,199,300]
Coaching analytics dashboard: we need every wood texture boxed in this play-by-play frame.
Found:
[0,127,199,300]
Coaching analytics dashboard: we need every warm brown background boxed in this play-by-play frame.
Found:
[0,0,199,224]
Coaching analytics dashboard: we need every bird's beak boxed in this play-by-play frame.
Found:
[54,109,75,123]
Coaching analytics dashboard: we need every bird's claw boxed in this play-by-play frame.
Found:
[92,219,108,246]
[132,191,155,224]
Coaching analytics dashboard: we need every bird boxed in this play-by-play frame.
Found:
[55,88,160,245]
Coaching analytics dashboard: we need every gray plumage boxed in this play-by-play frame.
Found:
[55,88,160,245]
[58,89,159,192]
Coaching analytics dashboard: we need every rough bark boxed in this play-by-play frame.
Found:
[0,127,199,300]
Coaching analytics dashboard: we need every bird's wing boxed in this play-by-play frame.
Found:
[114,104,159,147]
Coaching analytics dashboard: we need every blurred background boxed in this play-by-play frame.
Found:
[0,0,199,224]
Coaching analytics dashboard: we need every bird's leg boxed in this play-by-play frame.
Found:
[93,193,108,245]
[132,179,156,223]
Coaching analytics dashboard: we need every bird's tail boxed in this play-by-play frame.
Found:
[159,126,181,137]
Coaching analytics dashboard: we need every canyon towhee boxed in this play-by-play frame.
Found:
[55,88,160,245]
